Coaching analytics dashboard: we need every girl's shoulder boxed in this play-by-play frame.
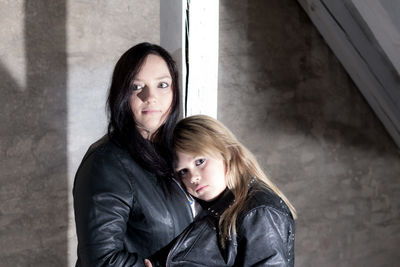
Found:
[240,181,293,221]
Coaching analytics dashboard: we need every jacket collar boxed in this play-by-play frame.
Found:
[196,178,257,218]
[195,188,234,218]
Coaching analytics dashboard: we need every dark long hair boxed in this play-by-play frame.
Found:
[107,42,180,178]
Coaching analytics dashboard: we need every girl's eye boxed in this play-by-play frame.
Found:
[195,158,206,166]
[159,82,169,88]
[176,169,188,178]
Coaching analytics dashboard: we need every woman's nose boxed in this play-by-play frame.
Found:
[138,86,156,103]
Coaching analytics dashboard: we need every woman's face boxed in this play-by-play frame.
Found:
[130,54,173,139]
[175,151,227,202]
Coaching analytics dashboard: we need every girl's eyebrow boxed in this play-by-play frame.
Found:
[175,165,184,171]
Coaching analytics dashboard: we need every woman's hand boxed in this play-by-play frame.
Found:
[144,259,153,267]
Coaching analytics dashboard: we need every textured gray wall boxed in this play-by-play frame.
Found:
[1,1,68,266]
[218,0,400,266]
[0,0,159,266]
[2,0,400,266]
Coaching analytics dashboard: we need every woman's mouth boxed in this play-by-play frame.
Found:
[142,109,160,114]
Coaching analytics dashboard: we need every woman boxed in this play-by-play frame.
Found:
[73,42,193,266]
[146,115,296,266]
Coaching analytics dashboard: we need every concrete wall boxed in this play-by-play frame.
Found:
[1,1,68,265]
[0,1,159,266]
[2,0,400,266]
[218,0,400,266]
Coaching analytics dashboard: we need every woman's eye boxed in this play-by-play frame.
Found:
[132,84,144,90]
[159,82,169,88]
[195,158,206,166]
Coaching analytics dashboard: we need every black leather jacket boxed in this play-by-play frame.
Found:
[152,180,295,266]
[73,136,193,266]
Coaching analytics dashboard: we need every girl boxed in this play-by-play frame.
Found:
[73,43,193,266]
[146,115,296,266]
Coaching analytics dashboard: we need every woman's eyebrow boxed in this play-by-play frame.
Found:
[133,75,171,81]
[155,75,172,80]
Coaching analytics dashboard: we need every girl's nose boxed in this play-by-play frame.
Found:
[190,172,200,184]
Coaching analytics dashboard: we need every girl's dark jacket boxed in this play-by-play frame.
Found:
[73,135,193,266]
[151,180,295,267]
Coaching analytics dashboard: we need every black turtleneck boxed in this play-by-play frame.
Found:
[195,188,235,218]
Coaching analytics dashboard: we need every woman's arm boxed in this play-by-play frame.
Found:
[235,207,295,267]
[73,146,145,267]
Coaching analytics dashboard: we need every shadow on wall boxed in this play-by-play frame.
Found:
[218,0,400,266]
[0,0,68,266]
[243,1,400,267]
[245,0,395,150]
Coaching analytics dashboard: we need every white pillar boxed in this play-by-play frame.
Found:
[161,0,219,118]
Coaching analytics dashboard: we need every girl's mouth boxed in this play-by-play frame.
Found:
[196,185,208,193]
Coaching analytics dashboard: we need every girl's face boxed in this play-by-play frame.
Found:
[130,54,173,139]
[175,151,227,202]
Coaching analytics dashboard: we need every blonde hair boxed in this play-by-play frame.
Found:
[173,115,296,247]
